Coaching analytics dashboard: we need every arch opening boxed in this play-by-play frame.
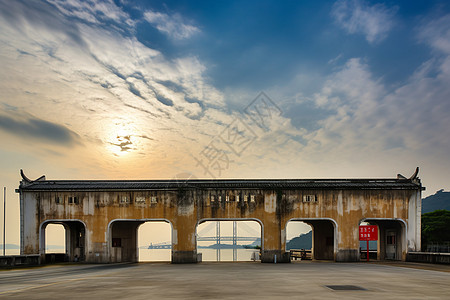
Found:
[109,219,172,263]
[360,219,406,261]
[196,220,262,262]
[285,221,313,260]
[45,224,66,254]
[40,220,86,263]
[138,221,172,262]
[285,219,336,261]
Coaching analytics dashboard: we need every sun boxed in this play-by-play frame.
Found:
[106,120,138,157]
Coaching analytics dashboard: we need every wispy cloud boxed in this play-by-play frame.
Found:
[47,0,135,30]
[143,10,200,40]
[418,14,450,55]
[331,0,398,43]
[0,110,81,146]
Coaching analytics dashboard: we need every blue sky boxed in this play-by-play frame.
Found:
[1,0,450,244]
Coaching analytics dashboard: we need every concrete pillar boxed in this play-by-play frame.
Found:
[21,192,40,256]
[171,189,198,263]
[38,223,46,263]
[261,224,290,263]
[379,225,386,260]
[335,220,359,262]
[85,219,109,263]
[260,192,290,263]
[171,217,198,263]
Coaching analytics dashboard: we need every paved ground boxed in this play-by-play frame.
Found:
[1,261,449,299]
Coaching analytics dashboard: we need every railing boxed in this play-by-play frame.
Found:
[407,252,450,264]
[425,243,450,253]
[290,249,311,260]
[0,255,40,267]
[359,249,378,260]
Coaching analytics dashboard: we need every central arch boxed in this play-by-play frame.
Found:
[196,218,263,262]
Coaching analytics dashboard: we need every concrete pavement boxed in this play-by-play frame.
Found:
[1,261,449,299]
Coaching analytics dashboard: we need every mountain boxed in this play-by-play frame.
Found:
[204,244,245,249]
[422,190,450,213]
[199,238,261,249]
[0,244,19,249]
[46,245,64,250]
[286,231,312,250]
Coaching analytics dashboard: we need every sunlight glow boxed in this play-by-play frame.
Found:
[106,119,139,157]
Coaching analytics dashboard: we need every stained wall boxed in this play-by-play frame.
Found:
[19,187,422,263]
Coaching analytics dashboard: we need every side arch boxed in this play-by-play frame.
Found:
[39,219,87,263]
[360,218,407,261]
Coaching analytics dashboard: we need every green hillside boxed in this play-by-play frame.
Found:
[286,231,312,250]
[421,210,450,247]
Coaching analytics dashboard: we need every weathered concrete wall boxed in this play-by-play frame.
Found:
[19,186,421,263]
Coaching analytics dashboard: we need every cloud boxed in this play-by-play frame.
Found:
[331,0,398,43]
[47,0,135,30]
[109,135,134,152]
[0,0,227,176]
[418,14,450,55]
[143,10,200,40]
[306,53,450,165]
[0,110,81,146]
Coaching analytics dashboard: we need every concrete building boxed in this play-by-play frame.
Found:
[16,168,424,263]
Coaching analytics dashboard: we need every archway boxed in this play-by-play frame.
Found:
[360,219,406,261]
[45,224,65,254]
[285,221,313,260]
[109,219,172,263]
[40,220,86,263]
[138,221,172,262]
[286,219,336,260]
[196,219,262,262]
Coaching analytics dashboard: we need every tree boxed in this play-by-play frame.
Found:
[421,210,450,249]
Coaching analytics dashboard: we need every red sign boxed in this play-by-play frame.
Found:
[359,225,378,241]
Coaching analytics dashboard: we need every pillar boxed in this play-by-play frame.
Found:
[171,218,198,263]
[85,218,109,263]
[171,189,198,263]
[260,192,290,263]
[21,192,40,257]
[335,220,359,262]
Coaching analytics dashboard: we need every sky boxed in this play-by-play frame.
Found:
[1,0,450,247]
